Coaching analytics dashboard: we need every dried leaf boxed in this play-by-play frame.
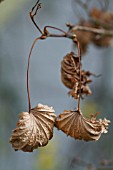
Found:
[61,52,79,89]
[55,109,110,141]
[10,103,56,152]
[61,52,92,99]
[68,84,92,99]
[90,8,113,24]
[89,8,113,47]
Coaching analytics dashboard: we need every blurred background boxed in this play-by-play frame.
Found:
[0,0,113,170]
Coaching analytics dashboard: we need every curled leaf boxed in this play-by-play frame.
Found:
[55,109,110,141]
[61,52,92,99]
[61,52,79,89]
[10,103,56,152]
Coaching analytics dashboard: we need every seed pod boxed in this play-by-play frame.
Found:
[55,109,110,141]
[9,103,56,152]
[61,52,92,99]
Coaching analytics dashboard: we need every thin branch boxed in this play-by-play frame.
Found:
[69,25,113,36]
[30,0,43,35]
[90,18,113,30]
[74,0,90,15]
[98,0,109,11]
[44,26,67,34]
[43,25,76,39]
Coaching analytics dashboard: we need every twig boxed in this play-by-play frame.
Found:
[74,0,90,15]
[68,25,113,36]
[98,0,109,11]
[30,0,43,35]
[90,18,113,30]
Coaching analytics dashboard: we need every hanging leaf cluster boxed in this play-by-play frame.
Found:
[9,0,111,152]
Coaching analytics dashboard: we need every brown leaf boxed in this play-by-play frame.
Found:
[61,52,92,99]
[55,109,110,141]
[89,8,113,47]
[61,52,79,88]
[90,8,113,24]
[9,103,56,152]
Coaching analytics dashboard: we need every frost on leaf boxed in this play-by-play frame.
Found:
[9,103,56,152]
[55,109,110,141]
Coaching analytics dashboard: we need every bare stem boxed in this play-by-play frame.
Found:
[30,0,43,35]
[44,26,67,34]
[73,38,81,112]
[69,25,113,36]
[27,36,43,112]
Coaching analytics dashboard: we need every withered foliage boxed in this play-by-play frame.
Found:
[90,8,113,47]
[70,8,113,54]
[55,109,110,141]
[9,0,111,152]
[90,8,113,25]
[61,52,92,99]
[10,104,56,152]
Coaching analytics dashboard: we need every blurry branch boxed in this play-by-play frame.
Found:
[90,18,113,30]
[0,0,4,3]
[70,157,95,170]
[67,23,113,36]
[74,0,109,12]
[70,157,113,170]
[98,0,109,11]
[74,0,90,15]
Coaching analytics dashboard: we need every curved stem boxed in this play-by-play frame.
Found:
[27,36,42,112]
[44,26,67,34]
